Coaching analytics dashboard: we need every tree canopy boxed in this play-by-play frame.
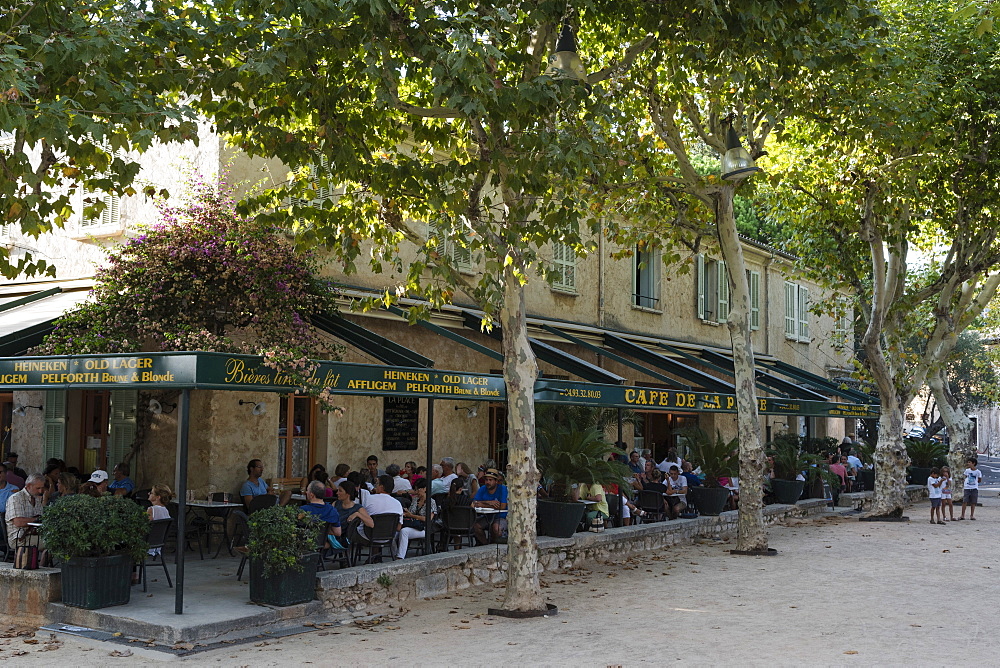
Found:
[0,0,199,278]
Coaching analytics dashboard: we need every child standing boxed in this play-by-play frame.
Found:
[960,458,982,520]
[940,466,955,521]
[927,468,944,525]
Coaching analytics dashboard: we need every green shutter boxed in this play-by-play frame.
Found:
[798,286,810,342]
[784,281,797,338]
[108,389,137,467]
[749,270,760,330]
[696,254,706,319]
[717,260,729,323]
[43,390,66,461]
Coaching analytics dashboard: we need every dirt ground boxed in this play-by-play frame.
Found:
[3,495,998,666]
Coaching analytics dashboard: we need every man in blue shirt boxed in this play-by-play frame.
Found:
[628,451,644,475]
[108,462,135,497]
[472,468,508,545]
[0,464,20,514]
[240,459,269,508]
[300,481,344,548]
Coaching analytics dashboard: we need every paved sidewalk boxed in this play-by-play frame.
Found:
[3,495,997,665]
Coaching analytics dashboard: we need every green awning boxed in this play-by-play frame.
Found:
[603,334,735,393]
[312,311,433,368]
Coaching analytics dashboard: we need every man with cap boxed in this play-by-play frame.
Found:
[3,453,25,489]
[89,469,110,495]
[471,468,508,545]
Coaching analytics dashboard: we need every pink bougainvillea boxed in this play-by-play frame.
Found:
[41,179,342,401]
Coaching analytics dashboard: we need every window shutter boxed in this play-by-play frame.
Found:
[696,254,706,319]
[797,286,810,342]
[552,242,576,291]
[784,281,797,338]
[108,389,137,468]
[43,390,66,462]
[749,270,760,330]
[717,260,729,323]
[453,241,473,273]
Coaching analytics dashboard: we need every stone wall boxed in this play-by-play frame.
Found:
[316,499,829,614]
[0,564,61,625]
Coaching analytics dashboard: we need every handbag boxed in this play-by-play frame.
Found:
[402,518,425,531]
[14,545,38,570]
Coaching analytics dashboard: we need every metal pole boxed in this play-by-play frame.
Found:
[424,398,434,554]
[616,407,624,527]
[174,388,191,615]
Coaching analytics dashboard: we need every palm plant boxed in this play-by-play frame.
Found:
[682,428,737,488]
[905,438,948,468]
[766,437,813,481]
[536,425,632,502]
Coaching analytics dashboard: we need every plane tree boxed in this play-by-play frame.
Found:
[765,0,1000,514]
[183,0,679,613]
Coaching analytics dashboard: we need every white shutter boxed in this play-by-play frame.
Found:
[717,260,729,323]
[797,285,810,342]
[108,389,137,468]
[696,254,706,319]
[784,281,797,338]
[552,242,576,292]
[749,270,760,330]
[454,241,473,274]
[43,391,66,461]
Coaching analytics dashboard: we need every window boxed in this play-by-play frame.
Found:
[551,241,576,293]
[633,246,660,309]
[784,281,810,343]
[82,143,123,229]
[430,224,474,274]
[277,395,315,478]
[696,255,749,325]
[833,297,852,346]
[290,156,335,209]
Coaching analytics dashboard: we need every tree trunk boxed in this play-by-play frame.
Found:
[929,368,976,494]
[498,264,545,613]
[716,186,768,552]
[869,398,909,516]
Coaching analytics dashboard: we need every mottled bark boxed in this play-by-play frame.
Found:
[716,186,768,552]
[929,369,976,494]
[498,264,545,613]
[871,406,909,516]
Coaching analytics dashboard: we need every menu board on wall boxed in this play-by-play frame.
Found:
[382,396,419,450]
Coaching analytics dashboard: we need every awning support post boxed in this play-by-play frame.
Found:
[424,398,435,555]
[174,388,191,615]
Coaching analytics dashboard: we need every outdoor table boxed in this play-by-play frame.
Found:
[289,493,307,503]
[474,507,500,514]
[186,501,243,558]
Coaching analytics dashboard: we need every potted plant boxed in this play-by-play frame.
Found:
[766,435,811,504]
[536,425,631,537]
[247,505,324,606]
[683,428,737,516]
[39,494,149,609]
[905,438,947,485]
[852,440,876,491]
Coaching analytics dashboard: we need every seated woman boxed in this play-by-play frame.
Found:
[334,481,367,546]
[573,480,609,527]
[395,478,436,558]
[300,464,333,498]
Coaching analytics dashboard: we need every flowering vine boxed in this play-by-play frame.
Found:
[40,178,344,406]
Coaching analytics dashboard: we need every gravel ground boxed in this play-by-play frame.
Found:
[3,495,997,666]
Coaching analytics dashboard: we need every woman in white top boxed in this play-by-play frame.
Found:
[147,485,172,550]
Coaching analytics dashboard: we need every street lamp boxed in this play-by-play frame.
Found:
[720,122,759,181]
[545,23,591,91]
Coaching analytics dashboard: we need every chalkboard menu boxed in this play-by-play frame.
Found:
[382,396,419,450]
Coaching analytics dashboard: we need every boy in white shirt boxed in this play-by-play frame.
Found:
[927,468,943,525]
[959,458,982,521]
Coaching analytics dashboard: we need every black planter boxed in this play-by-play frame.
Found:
[771,479,806,505]
[688,487,731,516]
[60,553,133,609]
[537,499,586,538]
[857,469,875,492]
[907,467,931,486]
[249,554,318,606]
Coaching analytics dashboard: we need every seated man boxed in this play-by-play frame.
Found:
[108,462,135,497]
[3,453,26,489]
[681,461,703,488]
[386,463,413,494]
[354,474,403,542]
[0,464,21,514]
[472,468,508,545]
[240,458,291,507]
[300,481,344,549]
[5,474,45,548]
[88,469,110,494]
[664,465,689,519]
